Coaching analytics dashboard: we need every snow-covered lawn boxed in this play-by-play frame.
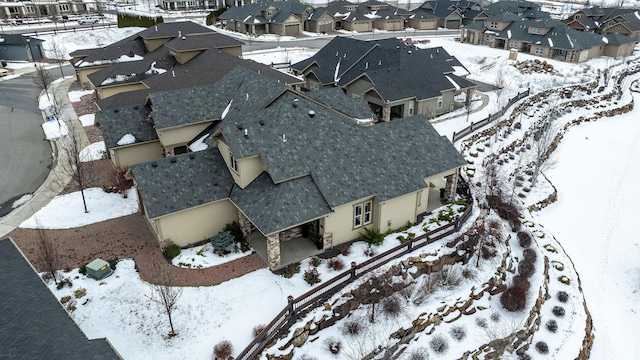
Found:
[171,243,253,269]
[20,188,138,229]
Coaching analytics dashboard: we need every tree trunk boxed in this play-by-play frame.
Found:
[80,188,88,213]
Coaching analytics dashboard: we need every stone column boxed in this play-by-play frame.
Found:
[237,211,253,237]
[322,232,333,250]
[382,105,391,122]
[266,233,281,270]
[164,147,175,157]
[444,171,459,203]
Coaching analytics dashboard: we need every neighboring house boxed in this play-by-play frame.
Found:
[460,2,637,62]
[0,0,98,18]
[129,67,467,270]
[160,0,222,11]
[0,238,120,359]
[564,6,640,40]
[290,37,474,121]
[316,0,412,32]
[0,34,44,61]
[219,0,314,35]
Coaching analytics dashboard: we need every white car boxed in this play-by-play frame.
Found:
[78,17,100,25]
[0,68,9,77]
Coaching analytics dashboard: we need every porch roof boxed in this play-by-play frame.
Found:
[230,173,331,235]
[96,104,158,149]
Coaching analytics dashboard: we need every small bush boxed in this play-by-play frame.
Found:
[79,264,87,275]
[299,355,317,360]
[309,256,322,267]
[342,320,361,335]
[381,296,403,318]
[429,334,449,354]
[360,227,385,246]
[339,244,351,256]
[490,312,501,322]
[517,231,532,248]
[408,347,430,360]
[558,275,571,285]
[282,262,300,278]
[213,340,233,359]
[363,246,376,257]
[162,243,181,261]
[74,288,87,299]
[523,248,537,262]
[546,319,558,332]
[552,306,565,317]
[518,260,535,278]
[56,278,73,290]
[324,337,342,355]
[462,268,476,280]
[535,341,549,354]
[252,324,266,338]
[450,325,466,341]
[60,295,71,304]
[501,276,530,312]
[327,257,345,271]
[475,317,488,328]
[303,268,321,285]
[519,353,532,360]
[557,291,569,303]
[107,259,118,271]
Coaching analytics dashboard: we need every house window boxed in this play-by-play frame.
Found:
[437,96,443,109]
[531,27,541,34]
[534,46,544,55]
[267,11,272,16]
[309,81,319,91]
[489,21,498,29]
[509,40,518,48]
[354,200,372,228]
[59,4,69,11]
[229,150,238,172]
[575,15,581,19]
[416,190,423,207]
[409,107,414,115]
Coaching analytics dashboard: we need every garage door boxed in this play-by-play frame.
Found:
[318,22,332,33]
[285,24,299,36]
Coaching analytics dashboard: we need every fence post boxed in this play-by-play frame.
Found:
[407,238,413,252]
[350,261,357,280]
[287,295,294,315]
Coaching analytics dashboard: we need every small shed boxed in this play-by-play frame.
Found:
[86,259,114,280]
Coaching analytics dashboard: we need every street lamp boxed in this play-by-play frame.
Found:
[25,37,36,68]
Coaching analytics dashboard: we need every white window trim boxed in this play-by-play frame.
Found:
[436,96,443,109]
[535,46,544,55]
[532,27,541,34]
[229,150,238,173]
[489,21,498,29]
[354,200,373,228]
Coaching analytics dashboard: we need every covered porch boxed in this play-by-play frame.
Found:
[246,231,324,271]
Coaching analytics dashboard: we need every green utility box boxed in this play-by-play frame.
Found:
[86,258,114,280]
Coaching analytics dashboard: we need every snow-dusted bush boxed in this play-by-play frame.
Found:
[535,341,549,354]
[557,291,569,303]
[552,306,565,317]
[213,340,233,360]
[303,268,321,285]
[341,320,361,336]
[517,231,532,248]
[546,319,558,333]
[450,325,467,341]
[429,335,449,354]
[324,337,342,355]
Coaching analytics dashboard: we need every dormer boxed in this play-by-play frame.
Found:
[214,136,266,189]
[528,25,550,35]
[263,5,279,20]
[485,19,511,31]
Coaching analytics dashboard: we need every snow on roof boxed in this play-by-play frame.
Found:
[635,11,640,21]
[567,34,574,48]
[453,65,470,77]
[602,36,609,44]
[189,133,210,152]
[116,133,136,146]
[445,75,461,90]
[507,29,512,38]
[243,15,251,22]
[335,11,350,18]
[254,18,261,24]
[77,53,143,68]
[145,61,167,75]
[101,73,136,86]
[364,12,381,19]
[548,38,554,47]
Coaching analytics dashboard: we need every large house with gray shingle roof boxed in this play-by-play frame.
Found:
[565,6,640,41]
[129,66,467,270]
[219,0,314,35]
[291,37,474,121]
[460,2,637,62]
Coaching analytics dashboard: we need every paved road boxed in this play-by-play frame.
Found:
[0,65,74,217]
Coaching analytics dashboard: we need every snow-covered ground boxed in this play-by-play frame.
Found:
[8,23,639,359]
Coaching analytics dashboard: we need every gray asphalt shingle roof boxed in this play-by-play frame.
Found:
[230,173,331,235]
[96,104,157,149]
[305,87,375,119]
[132,148,235,219]
[164,32,244,52]
[219,0,310,23]
[495,19,609,50]
[138,21,216,39]
[0,238,119,360]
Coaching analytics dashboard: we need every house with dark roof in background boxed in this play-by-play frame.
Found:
[290,37,474,121]
[129,67,467,270]
[564,6,640,41]
[219,0,314,35]
[0,238,121,360]
[313,0,412,32]
[460,1,637,62]
[0,34,44,62]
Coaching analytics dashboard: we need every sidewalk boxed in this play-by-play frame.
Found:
[0,77,83,238]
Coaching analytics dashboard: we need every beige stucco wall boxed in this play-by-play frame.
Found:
[374,19,404,31]
[416,90,454,117]
[173,50,202,64]
[587,45,606,59]
[345,77,375,97]
[151,199,239,247]
[143,37,169,52]
[97,82,148,99]
[76,66,107,87]
[529,45,549,58]
[377,191,423,234]
[407,19,437,30]
[109,141,163,169]
[323,196,378,245]
[156,122,212,149]
[221,46,242,57]
[216,140,265,188]
[604,43,635,58]
[344,21,372,32]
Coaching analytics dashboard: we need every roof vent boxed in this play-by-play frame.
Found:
[293,98,299,107]
[133,105,139,110]
[282,134,287,142]
[237,124,243,130]
[151,162,157,167]
[181,36,186,40]
[308,110,315,117]
[430,54,433,58]
[336,51,339,56]
[378,60,381,66]
[189,153,195,159]
[244,129,248,137]
[114,109,120,113]
[257,70,260,74]
[246,93,249,100]
[212,180,219,186]
[365,62,368,69]
[155,25,158,31]
[408,50,412,54]
[178,30,182,37]
[170,157,177,163]
[259,120,265,126]
[172,70,175,77]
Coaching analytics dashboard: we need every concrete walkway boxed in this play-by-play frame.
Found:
[2,72,267,286]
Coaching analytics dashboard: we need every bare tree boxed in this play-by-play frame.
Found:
[34,213,59,284]
[464,88,475,122]
[148,267,183,337]
[494,67,506,105]
[529,106,560,187]
[56,120,98,213]
[47,38,68,78]
[32,65,54,101]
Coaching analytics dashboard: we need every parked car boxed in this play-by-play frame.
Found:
[78,17,100,25]
[0,68,9,77]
